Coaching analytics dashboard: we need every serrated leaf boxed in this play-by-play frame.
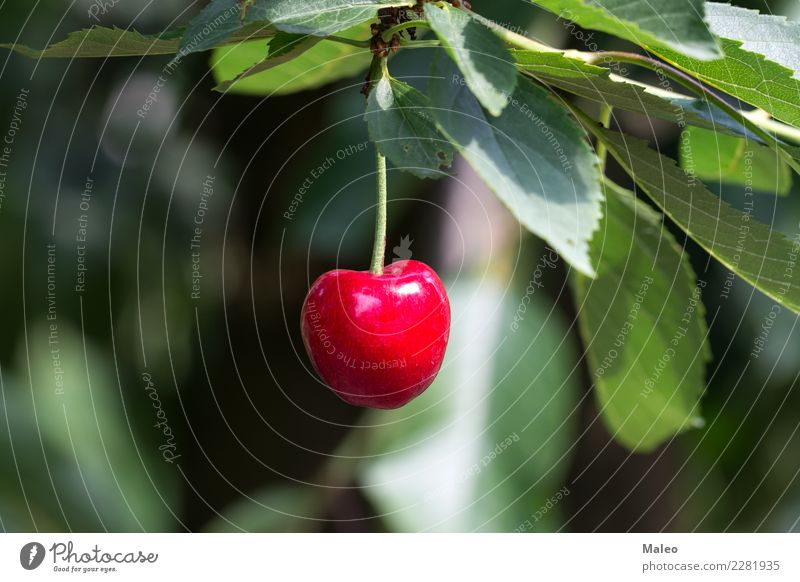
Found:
[180,0,412,56]
[599,128,800,314]
[429,52,603,276]
[703,2,800,80]
[655,2,800,128]
[257,0,413,35]
[362,269,580,531]
[680,127,792,196]
[575,181,709,452]
[211,22,371,95]
[424,3,517,117]
[365,72,455,179]
[1,26,186,58]
[528,0,720,60]
[513,49,758,140]
[179,0,249,55]
[0,24,278,59]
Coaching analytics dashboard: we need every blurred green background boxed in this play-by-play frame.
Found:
[1,0,799,532]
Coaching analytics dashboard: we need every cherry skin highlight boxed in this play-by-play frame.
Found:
[300,260,451,409]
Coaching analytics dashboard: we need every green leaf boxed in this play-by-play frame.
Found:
[19,324,177,530]
[513,49,757,139]
[0,374,83,530]
[365,71,456,179]
[703,2,800,80]
[214,32,321,92]
[429,53,603,277]
[263,31,317,61]
[205,483,320,532]
[257,0,413,35]
[680,127,792,196]
[424,3,517,117]
[0,24,280,59]
[179,0,249,55]
[1,26,186,58]
[655,2,800,128]
[361,268,580,531]
[181,0,412,56]
[598,128,800,314]
[575,182,709,452]
[211,23,371,95]
[528,0,720,60]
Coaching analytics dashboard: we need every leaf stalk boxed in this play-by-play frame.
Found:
[585,51,800,174]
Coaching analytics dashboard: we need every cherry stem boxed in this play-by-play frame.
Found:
[596,103,612,173]
[381,20,428,42]
[370,148,388,275]
[326,35,370,48]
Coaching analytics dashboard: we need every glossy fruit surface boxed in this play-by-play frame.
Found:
[300,260,450,409]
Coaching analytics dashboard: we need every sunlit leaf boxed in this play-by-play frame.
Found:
[180,0,412,55]
[528,0,720,60]
[513,49,759,139]
[656,2,800,127]
[429,52,603,276]
[212,23,371,95]
[424,3,517,116]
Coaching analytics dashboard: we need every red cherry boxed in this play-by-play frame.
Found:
[301,260,451,409]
